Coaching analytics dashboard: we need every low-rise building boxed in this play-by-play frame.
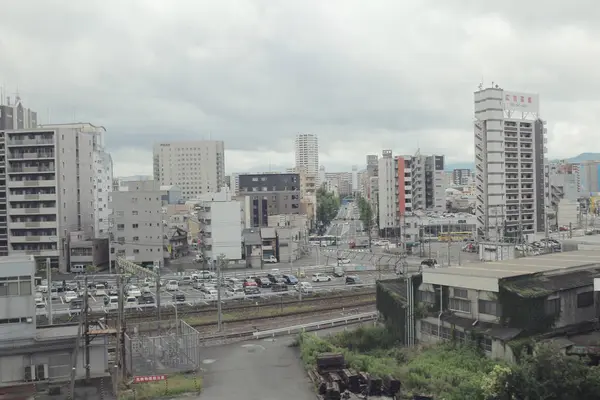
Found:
[166,227,189,259]
[196,192,242,261]
[0,255,109,388]
[242,228,263,268]
[417,250,600,361]
[67,231,110,273]
[260,227,278,261]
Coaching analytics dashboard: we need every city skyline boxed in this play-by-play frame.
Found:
[1,1,599,176]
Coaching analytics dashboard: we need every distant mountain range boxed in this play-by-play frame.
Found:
[445,153,600,172]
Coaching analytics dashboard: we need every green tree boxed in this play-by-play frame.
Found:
[316,186,340,235]
[483,343,600,400]
[357,195,374,246]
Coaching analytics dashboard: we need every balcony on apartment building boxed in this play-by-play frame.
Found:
[8,204,58,216]
[7,177,57,188]
[7,150,55,160]
[8,192,57,202]
[7,165,55,174]
[7,137,54,147]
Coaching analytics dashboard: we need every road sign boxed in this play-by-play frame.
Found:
[133,375,166,383]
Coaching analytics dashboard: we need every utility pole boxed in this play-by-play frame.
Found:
[446,220,451,267]
[289,229,293,274]
[155,260,161,322]
[115,273,122,390]
[117,271,126,381]
[84,277,90,382]
[216,256,223,332]
[46,258,53,325]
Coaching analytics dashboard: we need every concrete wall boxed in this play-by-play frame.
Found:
[0,341,106,386]
[0,256,36,340]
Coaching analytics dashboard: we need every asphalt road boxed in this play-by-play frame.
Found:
[198,322,373,400]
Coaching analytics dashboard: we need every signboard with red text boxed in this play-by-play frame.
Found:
[133,375,166,384]
[503,91,539,113]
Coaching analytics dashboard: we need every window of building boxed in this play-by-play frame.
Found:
[132,211,138,215]
[0,276,31,297]
[132,224,139,229]
[418,290,435,304]
[478,299,499,316]
[577,291,594,308]
[132,236,139,242]
[545,298,561,315]
[453,288,468,299]
[133,249,140,254]
[449,298,471,313]
[117,224,125,231]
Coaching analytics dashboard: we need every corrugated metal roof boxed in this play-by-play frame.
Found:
[503,267,600,298]
[242,229,262,245]
[260,227,277,238]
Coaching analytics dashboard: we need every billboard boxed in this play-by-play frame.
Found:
[503,91,539,113]
[590,196,600,215]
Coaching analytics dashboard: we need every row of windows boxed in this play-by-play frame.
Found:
[0,276,32,297]
[0,317,30,324]
[419,290,500,316]
[421,321,492,352]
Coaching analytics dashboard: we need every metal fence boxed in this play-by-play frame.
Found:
[124,320,201,376]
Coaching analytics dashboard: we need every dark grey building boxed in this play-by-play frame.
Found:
[452,168,471,186]
[238,173,301,227]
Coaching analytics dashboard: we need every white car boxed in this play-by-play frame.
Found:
[192,271,215,280]
[63,291,78,303]
[263,255,278,264]
[203,288,218,300]
[337,258,351,265]
[127,286,142,297]
[312,273,332,283]
[94,284,107,297]
[166,280,179,291]
[296,282,313,294]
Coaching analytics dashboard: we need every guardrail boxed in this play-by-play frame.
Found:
[252,311,378,339]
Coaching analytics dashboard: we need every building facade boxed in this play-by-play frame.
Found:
[548,160,582,209]
[474,87,547,242]
[153,140,225,199]
[0,97,37,130]
[109,181,181,268]
[294,133,319,177]
[196,193,242,261]
[579,160,600,195]
[411,152,446,212]
[238,173,301,227]
[378,150,413,231]
[452,169,472,186]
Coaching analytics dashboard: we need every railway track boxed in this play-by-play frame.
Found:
[121,291,376,327]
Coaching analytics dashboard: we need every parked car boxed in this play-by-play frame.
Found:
[296,282,313,294]
[180,276,193,285]
[337,258,351,265]
[226,287,245,297]
[125,296,137,304]
[271,282,288,292]
[226,278,242,287]
[282,274,299,285]
[192,271,215,280]
[103,295,119,307]
[345,275,360,285]
[254,277,271,288]
[127,285,142,297]
[263,255,278,264]
[312,273,332,283]
[267,273,282,284]
[333,267,345,277]
[421,259,438,268]
[172,293,186,303]
[94,284,107,297]
[165,280,179,291]
[138,293,155,304]
[202,289,218,300]
[244,284,260,295]
[63,291,78,303]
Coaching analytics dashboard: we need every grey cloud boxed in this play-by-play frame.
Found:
[0,0,598,172]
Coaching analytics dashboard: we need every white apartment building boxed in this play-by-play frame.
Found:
[378,150,413,231]
[474,87,547,242]
[94,151,113,237]
[153,140,225,199]
[295,133,319,177]
[2,124,109,270]
[109,180,182,268]
[195,188,242,261]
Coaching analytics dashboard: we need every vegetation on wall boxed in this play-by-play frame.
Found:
[316,186,340,234]
[498,283,560,334]
[376,282,407,337]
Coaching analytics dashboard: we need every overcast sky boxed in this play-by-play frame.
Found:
[0,0,597,176]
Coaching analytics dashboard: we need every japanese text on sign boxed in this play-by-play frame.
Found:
[133,375,167,383]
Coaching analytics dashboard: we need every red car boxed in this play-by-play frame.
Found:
[243,279,257,288]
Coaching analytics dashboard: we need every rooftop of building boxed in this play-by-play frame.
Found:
[36,324,79,341]
[0,255,35,264]
[502,266,600,298]
[242,228,262,245]
[423,250,600,281]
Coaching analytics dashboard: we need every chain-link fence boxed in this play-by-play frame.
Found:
[124,320,201,376]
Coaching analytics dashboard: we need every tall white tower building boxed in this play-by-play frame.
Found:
[295,134,319,176]
[474,87,547,242]
[153,140,225,199]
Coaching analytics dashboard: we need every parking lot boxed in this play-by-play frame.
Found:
[37,269,389,318]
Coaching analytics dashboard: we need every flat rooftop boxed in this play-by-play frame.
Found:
[36,325,79,341]
[424,250,600,280]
